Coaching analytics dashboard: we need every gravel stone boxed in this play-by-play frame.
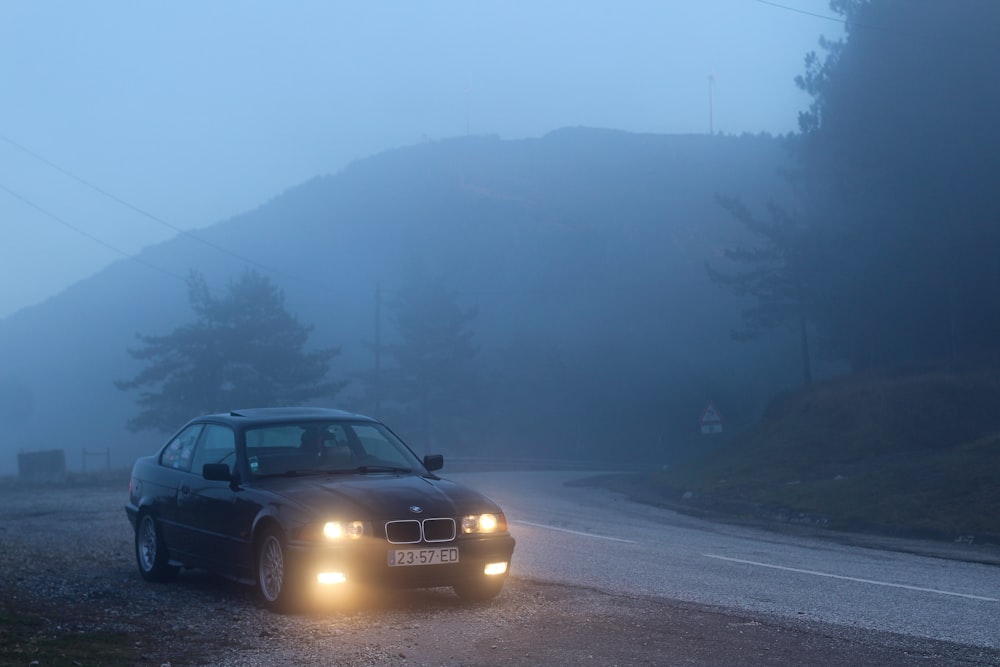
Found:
[2,477,998,666]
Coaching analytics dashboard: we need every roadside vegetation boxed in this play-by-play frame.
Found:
[646,362,1000,543]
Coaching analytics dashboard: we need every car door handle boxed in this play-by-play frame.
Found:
[180,485,190,495]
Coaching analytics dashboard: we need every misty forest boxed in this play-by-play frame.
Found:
[2,1,1000,477]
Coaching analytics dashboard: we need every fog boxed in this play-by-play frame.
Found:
[1,2,863,475]
[1,1,839,317]
[4,1,997,477]
[2,128,815,474]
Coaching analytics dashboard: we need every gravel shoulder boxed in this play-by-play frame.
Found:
[2,477,998,666]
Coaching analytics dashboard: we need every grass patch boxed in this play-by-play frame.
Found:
[0,593,139,667]
[650,364,1000,542]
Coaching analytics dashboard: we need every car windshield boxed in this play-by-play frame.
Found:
[244,420,421,477]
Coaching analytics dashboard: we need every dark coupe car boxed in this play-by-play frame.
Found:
[125,407,515,611]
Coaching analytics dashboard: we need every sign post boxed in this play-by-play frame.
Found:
[700,401,723,435]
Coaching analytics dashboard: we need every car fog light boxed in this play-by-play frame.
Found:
[484,562,508,576]
[317,572,347,585]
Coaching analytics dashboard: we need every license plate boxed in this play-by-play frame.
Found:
[388,547,459,567]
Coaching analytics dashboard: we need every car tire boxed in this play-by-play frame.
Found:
[135,512,178,582]
[256,527,298,612]
[452,576,506,603]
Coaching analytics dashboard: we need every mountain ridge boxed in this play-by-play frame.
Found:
[0,128,801,474]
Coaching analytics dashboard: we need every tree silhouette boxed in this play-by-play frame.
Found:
[706,196,819,386]
[116,270,345,432]
[381,265,479,451]
[794,0,1000,368]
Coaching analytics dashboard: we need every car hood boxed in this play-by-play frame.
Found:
[260,473,501,519]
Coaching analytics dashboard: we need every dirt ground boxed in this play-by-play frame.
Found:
[2,479,998,666]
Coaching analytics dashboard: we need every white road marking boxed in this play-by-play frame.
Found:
[513,520,638,544]
[704,554,999,602]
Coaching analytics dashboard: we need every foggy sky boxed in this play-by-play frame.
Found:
[0,0,841,319]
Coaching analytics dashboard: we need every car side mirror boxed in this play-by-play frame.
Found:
[423,454,444,472]
[203,462,234,482]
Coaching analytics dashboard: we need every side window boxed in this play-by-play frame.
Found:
[191,424,237,475]
[160,424,203,472]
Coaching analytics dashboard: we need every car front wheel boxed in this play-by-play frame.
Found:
[256,527,297,612]
[135,512,178,582]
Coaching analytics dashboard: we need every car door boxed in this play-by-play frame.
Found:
[175,423,243,572]
[154,423,203,553]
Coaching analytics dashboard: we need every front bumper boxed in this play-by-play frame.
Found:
[287,534,516,589]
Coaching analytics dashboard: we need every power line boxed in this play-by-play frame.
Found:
[0,180,189,286]
[0,131,324,292]
[753,0,919,38]
[753,0,846,26]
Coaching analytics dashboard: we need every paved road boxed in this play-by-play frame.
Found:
[450,470,1000,651]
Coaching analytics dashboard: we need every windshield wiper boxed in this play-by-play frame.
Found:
[256,469,328,478]
[257,466,412,477]
[355,465,412,474]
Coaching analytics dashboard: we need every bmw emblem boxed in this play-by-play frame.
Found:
[409,505,423,514]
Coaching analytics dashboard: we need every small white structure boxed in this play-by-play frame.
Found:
[700,402,723,435]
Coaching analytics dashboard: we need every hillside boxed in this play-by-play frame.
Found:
[0,128,804,475]
[643,362,1000,543]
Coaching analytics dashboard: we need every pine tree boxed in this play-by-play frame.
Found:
[116,270,345,431]
[706,196,819,386]
[382,265,479,451]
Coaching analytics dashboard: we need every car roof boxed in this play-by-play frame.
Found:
[194,407,378,428]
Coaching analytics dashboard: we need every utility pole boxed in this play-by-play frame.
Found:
[708,73,715,136]
[374,282,382,414]
[464,85,472,136]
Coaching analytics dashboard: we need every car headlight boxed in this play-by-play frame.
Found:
[461,512,506,534]
[323,520,366,540]
[302,520,368,541]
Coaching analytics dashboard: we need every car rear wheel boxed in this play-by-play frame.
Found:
[135,512,178,582]
[452,576,506,602]
[256,527,297,612]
